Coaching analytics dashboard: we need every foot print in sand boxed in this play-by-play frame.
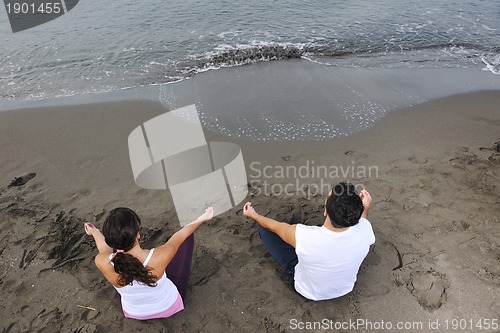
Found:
[8,173,36,187]
[43,211,90,271]
[408,156,427,164]
[406,270,448,311]
[140,228,165,249]
[73,323,98,333]
[344,150,368,158]
[191,246,221,286]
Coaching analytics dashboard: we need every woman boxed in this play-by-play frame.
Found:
[84,206,213,320]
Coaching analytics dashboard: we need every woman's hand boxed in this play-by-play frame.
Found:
[84,222,99,236]
[194,207,214,223]
[84,222,113,255]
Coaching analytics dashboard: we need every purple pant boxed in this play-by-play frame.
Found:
[166,234,194,299]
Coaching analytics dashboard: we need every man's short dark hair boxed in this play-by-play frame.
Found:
[326,182,364,228]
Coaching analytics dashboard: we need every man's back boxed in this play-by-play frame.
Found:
[294,218,375,300]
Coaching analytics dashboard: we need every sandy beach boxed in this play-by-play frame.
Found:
[0,73,499,332]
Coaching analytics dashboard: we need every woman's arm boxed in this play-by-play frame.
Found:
[84,223,113,255]
[156,207,214,266]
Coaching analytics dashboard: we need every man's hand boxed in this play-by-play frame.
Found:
[243,202,258,219]
[359,189,372,218]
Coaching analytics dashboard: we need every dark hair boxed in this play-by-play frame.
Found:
[325,182,364,228]
[102,207,157,287]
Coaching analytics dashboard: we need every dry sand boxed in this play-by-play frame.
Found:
[0,90,499,333]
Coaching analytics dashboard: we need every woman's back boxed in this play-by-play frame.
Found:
[113,248,182,319]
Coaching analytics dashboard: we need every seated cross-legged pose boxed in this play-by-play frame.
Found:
[84,206,213,320]
[243,182,374,301]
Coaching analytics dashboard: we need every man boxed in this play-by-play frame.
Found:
[243,182,375,301]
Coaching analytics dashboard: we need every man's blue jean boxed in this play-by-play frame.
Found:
[258,225,298,284]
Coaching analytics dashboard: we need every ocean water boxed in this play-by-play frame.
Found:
[1,0,499,102]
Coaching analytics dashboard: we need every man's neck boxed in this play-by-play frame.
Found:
[323,218,349,233]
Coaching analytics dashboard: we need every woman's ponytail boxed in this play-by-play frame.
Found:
[111,252,157,287]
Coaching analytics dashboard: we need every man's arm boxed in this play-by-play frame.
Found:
[243,202,296,248]
[360,189,372,219]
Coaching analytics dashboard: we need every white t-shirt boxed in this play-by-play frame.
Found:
[294,218,375,301]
